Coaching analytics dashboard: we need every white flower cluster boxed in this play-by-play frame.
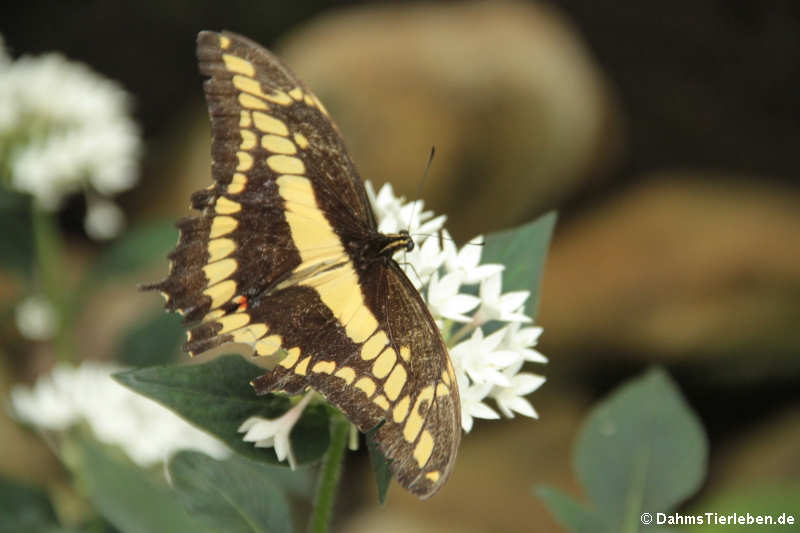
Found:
[0,34,141,240]
[10,362,230,466]
[367,182,547,431]
[241,182,547,459]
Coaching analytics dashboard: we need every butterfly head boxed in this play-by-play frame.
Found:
[377,229,414,257]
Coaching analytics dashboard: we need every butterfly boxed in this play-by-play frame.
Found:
[143,31,460,498]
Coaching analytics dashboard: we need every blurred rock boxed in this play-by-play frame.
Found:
[342,387,589,533]
[539,174,800,381]
[713,408,800,487]
[278,0,622,241]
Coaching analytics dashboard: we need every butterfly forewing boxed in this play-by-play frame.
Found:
[144,31,460,498]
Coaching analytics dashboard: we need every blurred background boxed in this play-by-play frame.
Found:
[2,1,799,531]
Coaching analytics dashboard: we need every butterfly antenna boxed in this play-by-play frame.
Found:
[408,146,436,234]
[404,146,436,266]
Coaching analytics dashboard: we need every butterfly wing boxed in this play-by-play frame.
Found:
[144,31,460,498]
[252,260,461,497]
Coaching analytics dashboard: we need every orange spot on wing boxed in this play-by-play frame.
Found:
[234,295,248,311]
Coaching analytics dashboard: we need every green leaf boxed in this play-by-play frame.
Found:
[574,368,707,532]
[685,483,800,532]
[168,451,292,533]
[364,424,392,504]
[113,354,330,465]
[0,188,34,275]
[69,437,209,533]
[535,486,603,533]
[91,220,177,283]
[482,211,556,320]
[115,310,183,367]
[0,475,60,533]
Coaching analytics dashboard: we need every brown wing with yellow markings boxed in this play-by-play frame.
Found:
[143,31,460,498]
[142,30,374,351]
[251,259,460,498]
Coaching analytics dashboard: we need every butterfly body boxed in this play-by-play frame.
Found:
[144,31,459,498]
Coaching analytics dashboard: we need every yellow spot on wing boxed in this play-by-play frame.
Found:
[219,35,231,49]
[217,313,249,334]
[400,346,411,362]
[267,155,305,174]
[203,258,237,286]
[295,356,311,375]
[238,93,268,110]
[404,386,434,443]
[334,367,356,384]
[228,173,247,194]
[436,383,450,397]
[360,331,388,360]
[441,369,451,386]
[215,196,242,214]
[222,54,254,76]
[413,430,434,467]
[208,238,235,262]
[373,394,390,410]
[261,134,297,154]
[355,377,376,398]
[239,130,256,150]
[304,94,315,107]
[425,471,441,482]
[288,87,304,101]
[393,395,411,423]
[372,348,396,379]
[210,216,238,238]
[203,280,236,309]
[293,132,309,149]
[252,111,288,136]
[236,151,253,171]
[240,111,252,127]
[384,364,407,401]
[279,347,301,368]
[312,360,335,374]
[231,323,268,344]
[203,309,225,322]
[256,335,283,356]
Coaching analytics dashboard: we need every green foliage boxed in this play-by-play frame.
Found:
[0,188,34,275]
[168,451,292,533]
[536,368,708,533]
[113,354,330,466]
[0,475,61,533]
[483,211,556,320]
[365,424,392,504]
[115,310,184,366]
[91,220,177,283]
[68,437,209,533]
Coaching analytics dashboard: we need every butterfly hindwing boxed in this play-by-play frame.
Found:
[144,31,460,498]
[251,261,460,496]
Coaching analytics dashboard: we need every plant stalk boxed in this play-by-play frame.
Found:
[309,413,350,533]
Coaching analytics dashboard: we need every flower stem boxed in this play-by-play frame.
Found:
[309,412,350,533]
[32,205,74,361]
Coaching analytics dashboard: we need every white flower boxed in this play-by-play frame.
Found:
[475,272,532,324]
[14,295,58,341]
[426,271,480,323]
[10,362,230,466]
[450,327,520,387]
[363,181,548,433]
[490,360,546,418]
[84,198,126,240]
[0,36,141,212]
[443,231,504,284]
[503,322,548,364]
[238,391,314,470]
